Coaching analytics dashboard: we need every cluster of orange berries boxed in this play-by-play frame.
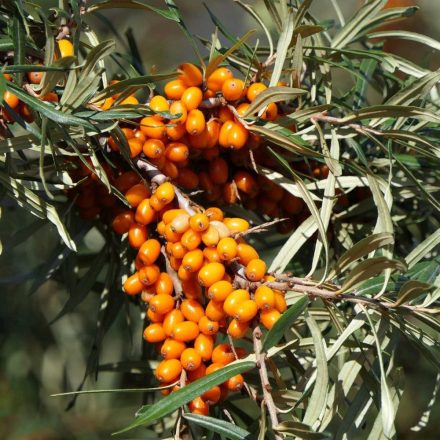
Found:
[1,39,74,123]
[105,62,315,233]
[111,179,286,414]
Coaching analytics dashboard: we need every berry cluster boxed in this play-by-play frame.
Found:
[112,180,286,414]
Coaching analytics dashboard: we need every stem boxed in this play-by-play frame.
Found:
[253,326,282,439]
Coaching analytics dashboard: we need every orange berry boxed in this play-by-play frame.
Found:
[156,273,174,296]
[128,224,148,248]
[198,262,225,287]
[223,217,249,234]
[207,67,234,92]
[138,239,161,265]
[189,213,210,232]
[205,207,224,222]
[135,198,156,225]
[198,316,219,336]
[171,242,187,259]
[176,167,199,189]
[149,95,169,116]
[218,120,234,147]
[164,79,187,100]
[205,119,221,148]
[206,362,224,375]
[138,265,161,286]
[234,299,258,322]
[236,102,250,116]
[186,109,205,136]
[245,258,266,282]
[203,247,222,263]
[282,192,304,215]
[188,128,209,149]
[162,160,179,179]
[246,82,267,102]
[187,363,207,382]
[166,122,186,141]
[125,183,150,208]
[143,139,165,159]
[181,86,203,111]
[216,237,238,261]
[262,102,278,120]
[149,293,175,314]
[218,106,234,122]
[154,182,174,205]
[140,116,166,139]
[161,338,186,360]
[27,67,44,84]
[164,224,182,243]
[189,397,209,416]
[57,38,74,57]
[181,278,202,300]
[3,91,19,109]
[202,385,221,404]
[209,157,229,185]
[112,210,135,234]
[180,299,205,322]
[223,289,250,317]
[181,249,204,273]
[234,170,257,196]
[123,272,144,295]
[255,285,276,311]
[181,347,202,371]
[147,308,165,323]
[143,323,166,343]
[202,225,220,247]
[260,309,281,330]
[172,321,200,342]
[227,319,249,339]
[115,171,140,193]
[181,229,202,251]
[205,300,226,321]
[194,334,214,361]
[170,213,190,234]
[221,78,245,101]
[165,142,189,162]
[236,243,259,266]
[212,343,235,365]
[169,100,187,125]
[178,63,203,87]
[207,280,233,302]
[163,309,185,336]
[227,122,248,150]
[155,359,182,383]
[225,374,244,391]
[120,95,139,105]
[275,292,287,313]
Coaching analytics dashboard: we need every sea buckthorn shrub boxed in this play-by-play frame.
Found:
[1,1,440,439]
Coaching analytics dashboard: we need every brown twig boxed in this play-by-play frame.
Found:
[253,326,282,439]
[233,218,288,239]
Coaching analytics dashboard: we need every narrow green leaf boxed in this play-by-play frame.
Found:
[183,413,252,440]
[394,280,432,307]
[263,296,308,352]
[405,229,440,269]
[114,360,255,433]
[368,30,440,52]
[11,15,25,85]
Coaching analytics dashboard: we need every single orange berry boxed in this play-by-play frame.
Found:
[198,262,225,287]
[221,77,245,101]
[166,122,186,141]
[155,359,182,383]
[147,308,165,323]
[189,397,209,416]
[218,120,235,147]
[181,347,202,371]
[123,272,144,295]
[165,142,189,162]
[3,91,19,109]
[211,343,235,365]
[205,300,226,321]
[143,323,166,343]
[178,63,203,87]
[209,157,229,185]
[205,207,224,222]
[156,272,174,296]
[187,363,207,382]
[186,109,205,136]
[149,95,169,116]
[223,217,249,234]
[198,316,219,336]
[57,38,74,57]
[202,385,222,404]
[203,247,222,263]
[112,210,135,234]
[138,239,161,266]
[149,293,175,314]
[227,319,249,339]
[255,285,276,311]
[138,265,161,286]
[181,278,202,300]
[180,299,205,323]
[217,237,238,261]
[206,362,224,376]
[135,198,156,225]
[260,309,281,330]
[27,67,44,84]
[207,280,233,302]
[143,139,165,159]
[128,224,148,248]
[164,79,187,100]
[189,213,210,232]
[181,229,202,251]
[176,167,199,190]
[225,374,244,391]
[234,299,258,322]
[245,258,266,282]
[201,225,220,247]
[227,122,249,150]
[140,116,166,139]
[125,183,150,208]
[172,321,200,342]
[246,82,267,102]
[275,292,287,313]
[155,181,175,205]
[194,334,214,361]
[160,338,186,360]
[181,86,203,111]
[169,100,188,125]
[181,249,204,273]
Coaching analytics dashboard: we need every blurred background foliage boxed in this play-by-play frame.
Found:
[0,1,439,439]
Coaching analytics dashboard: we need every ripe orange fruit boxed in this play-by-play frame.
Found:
[155,182,175,205]
[123,272,144,295]
[147,308,165,323]
[165,142,189,162]
[198,316,219,336]
[202,385,222,404]
[125,183,150,208]
[138,265,161,286]
[194,334,214,361]
[207,280,233,302]
[180,299,205,322]
[227,122,249,150]
[169,100,188,125]
[164,79,187,100]
[140,116,166,139]
[149,293,175,314]
[189,213,210,232]
[212,343,235,365]
[163,309,185,336]
[128,224,148,248]
[160,338,186,360]
[189,397,209,415]
[227,319,249,339]
[135,198,156,225]
[221,78,245,101]
[203,247,222,263]
[149,95,169,116]
[217,237,238,260]
[112,210,135,234]
[255,285,276,311]
[181,229,202,250]
[155,359,182,382]
[57,38,74,57]
[223,217,250,234]
[205,300,226,321]
[207,67,234,92]
[275,292,287,313]
[138,239,161,265]
[234,299,258,322]
[182,249,204,273]
[225,374,244,391]
[27,67,44,84]
[260,309,281,330]
[198,262,225,287]
[115,171,140,193]
[223,289,250,317]
[143,139,165,159]
[181,347,202,371]
[209,157,229,185]
[186,109,205,136]
[143,323,166,343]
[181,86,203,111]
[205,207,224,222]
[171,321,200,342]
[178,63,203,87]
[201,225,220,247]
[245,258,266,281]
[3,91,19,109]
[246,82,267,102]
